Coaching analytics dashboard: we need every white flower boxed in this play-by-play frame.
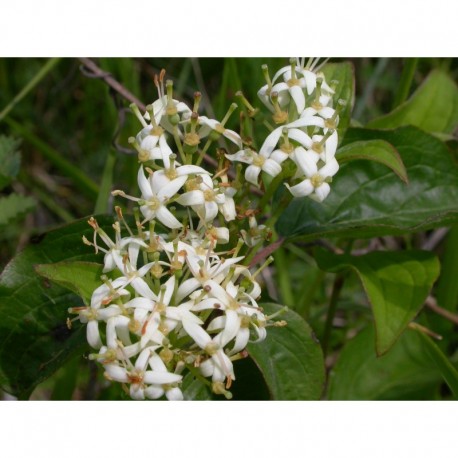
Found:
[176,174,226,222]
[104,348,182,400]
[123,166,187,228]
[192,279,266,354]
[225,148,281,186]
[70,278,130,349]
[286,155,339,201]
[240,215,268,247]
[196,116,242,149]
[181,320,235,384]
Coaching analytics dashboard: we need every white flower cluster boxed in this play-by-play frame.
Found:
[70,70,281,400]
[227,57,345,202]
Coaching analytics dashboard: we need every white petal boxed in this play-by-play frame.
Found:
[320,158,339,177]
[225,149,254,165]
[223,129,243,148]
[157,175,187,200]
[293,148,318,176]
[270,149,289,164]
[163,275,176,306]
[259,127,283,157]
[272,64,292,84]
[289,85,305,113]
[124,297,155,310]
[313,183,331,202]
[131,277,157,300]
[325,132,338,162]
[220,310,240,346]
[156,206,182,229]
[104,364,129,383]
[288,116,325,129]
[176,165,209,177]
[177,190,205,206]
[135,348,152,371]
[286,179,314,197]
[262,158,282,177]
[137,166,153,199]
[319,106,335,119]
[304,70,317,95]
[176,278,201,302]
[271,81,289,95]
[288,129,313,148]
[204,201,219,221]
[245,165,261,185]
[130,386,145,400]
[166,387,183,401]
[230,327,250,354]
[145,386,164,399]
[182,321,212,349]
[87,320,102,349]
[140,134,159,152]
[143,371,182,384]
[149,353,167,371]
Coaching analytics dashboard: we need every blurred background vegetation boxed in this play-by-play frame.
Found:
[0,57,457,400]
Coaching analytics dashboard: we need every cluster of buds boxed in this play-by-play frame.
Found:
[227,57,345,202]
[70,67,291,400]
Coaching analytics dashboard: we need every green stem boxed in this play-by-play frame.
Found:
[0,58,61,122]
[322,274,345,356]
[392,58,418,109]
[5,117,99,199]
[94,148,117,214]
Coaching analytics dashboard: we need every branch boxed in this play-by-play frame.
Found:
[249,237,284,267]
[425,296,458,326]
[79,58,145,110]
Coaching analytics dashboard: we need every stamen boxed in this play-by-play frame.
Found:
[129,103,147,128]
[252,255,274,279]
[261,64,273,94]
[221,103,238,127]
[193,91,202,113]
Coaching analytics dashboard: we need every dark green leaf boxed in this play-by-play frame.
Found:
[321,62,355,142]
[336,139,408,183]
[247,303,325,400]
[0,216,114,397]
[277,126,458,240]
[368,70,458,135]
[414,329,458,399]
[315,248,440,355]
[328,326,443,400]
[36,261,104,303]
[0,135,21,190]
[0,193,35,226]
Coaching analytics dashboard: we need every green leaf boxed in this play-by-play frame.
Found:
[0,193,35,226]
[0,216,113,398]
[414,329,458,399]
[36,261,104,303]
[277,126,458,240]
[321,62,355,142]
[336,139,408,183]
[247,303,325,400]
[0,135,21,190]
[367,70,458,135]
[328,326,443,400]
[315,248,440,355]
[181,372,213,401]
